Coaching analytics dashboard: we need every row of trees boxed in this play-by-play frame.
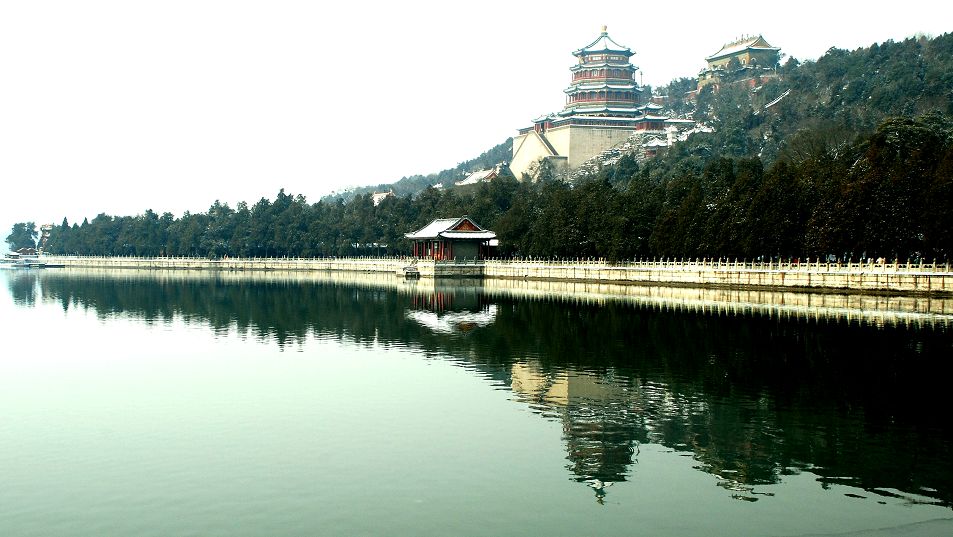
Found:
[5,222,38,251]
[16,34,953,261]
[28,114,951,261]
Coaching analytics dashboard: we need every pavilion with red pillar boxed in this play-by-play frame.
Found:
[405,216,497,261]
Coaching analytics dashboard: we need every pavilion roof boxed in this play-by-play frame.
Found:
[405,216,496,241]
[573,27,633,57]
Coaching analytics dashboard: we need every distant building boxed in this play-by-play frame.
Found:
[454,166,500,187]
[39,224,53,251]
[405,216,497,261]
[642,138,669,158]
[511,27,689,179]
[697,35,780,92]
[372,190,394,206]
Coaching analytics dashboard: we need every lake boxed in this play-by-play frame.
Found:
[2,268,952,536]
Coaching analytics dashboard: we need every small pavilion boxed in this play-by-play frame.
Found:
[405,216,497,261]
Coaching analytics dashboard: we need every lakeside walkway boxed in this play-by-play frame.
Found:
[39,255,953,296]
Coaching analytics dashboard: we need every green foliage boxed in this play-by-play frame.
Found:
[39,34,953,262]
[5,222,38,251]
[38,114,953,261]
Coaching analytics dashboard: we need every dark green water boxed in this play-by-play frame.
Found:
[2,269,952,536]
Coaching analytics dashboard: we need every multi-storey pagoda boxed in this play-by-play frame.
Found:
[510,27,680,179]
[562,28,642,117]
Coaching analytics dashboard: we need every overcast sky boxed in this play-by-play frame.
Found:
[2,1,951,240]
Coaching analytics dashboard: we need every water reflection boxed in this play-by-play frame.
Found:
[4,271,40,306]
[7,268,953,509]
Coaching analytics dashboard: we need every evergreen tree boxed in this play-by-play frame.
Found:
[5,222,38,251]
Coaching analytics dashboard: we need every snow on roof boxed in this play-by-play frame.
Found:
[706,35,779,61]
[454,169,497,186]
[571,61,635,71]
[563,105,640,115]
[574,27,632,57]
[566,82,638,92]
[407,218,460,239]
[371,191,394,206]
[405,217,495,240]
[564,115,641,121]
[440,231,497,240]
[468,169,496,181]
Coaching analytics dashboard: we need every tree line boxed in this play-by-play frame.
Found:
[17,114,948,262]
[13,34,953,261]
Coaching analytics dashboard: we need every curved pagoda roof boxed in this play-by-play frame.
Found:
[573,26,633,58]
[567,81,638,90]
[706,35,779,61]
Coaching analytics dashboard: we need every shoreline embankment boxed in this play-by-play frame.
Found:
[38,255,953,296]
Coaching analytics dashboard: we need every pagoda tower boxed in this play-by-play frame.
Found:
[561,26,642,117]
[510,27,683,180]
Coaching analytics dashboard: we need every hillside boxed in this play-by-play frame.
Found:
[656,33,953,169]
[322,138,514,202]
[34,32,953,261]
[328,33,953,198]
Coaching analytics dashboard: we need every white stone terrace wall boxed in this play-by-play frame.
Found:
[39,256,953,295]
[42,255,406,274]
[482,259,953,295]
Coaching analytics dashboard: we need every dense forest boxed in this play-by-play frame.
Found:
[14,33,953,261]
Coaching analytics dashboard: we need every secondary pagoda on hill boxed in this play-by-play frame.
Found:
[405,217,497,261]
[697,35,780,91]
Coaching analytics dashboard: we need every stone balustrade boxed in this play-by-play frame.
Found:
[38,256,953,295]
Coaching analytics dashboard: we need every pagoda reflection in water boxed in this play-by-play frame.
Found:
[14,268,953,508]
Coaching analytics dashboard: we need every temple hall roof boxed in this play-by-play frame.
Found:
[574,26,633,57]
[705,35,779,61]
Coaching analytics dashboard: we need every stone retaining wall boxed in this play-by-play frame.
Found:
[40,256,953,295]
[43,255,405,273]
[483,259,953,295]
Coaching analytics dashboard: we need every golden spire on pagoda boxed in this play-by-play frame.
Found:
[601,25,607,34]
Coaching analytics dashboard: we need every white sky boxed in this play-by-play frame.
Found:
[2,1,951,239]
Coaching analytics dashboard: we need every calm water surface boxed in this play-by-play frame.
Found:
[1,269,952,536]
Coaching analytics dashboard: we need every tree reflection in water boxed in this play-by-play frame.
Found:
[22,269,953,508]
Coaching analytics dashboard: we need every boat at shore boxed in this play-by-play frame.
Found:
[0,253,64,269]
